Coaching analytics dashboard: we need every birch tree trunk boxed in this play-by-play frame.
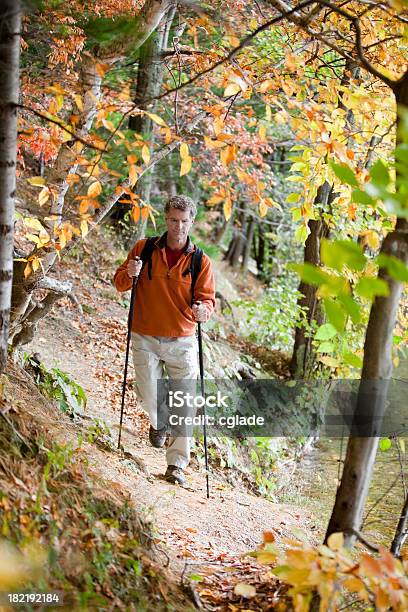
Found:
[0,0,21,374]
[325,73,408,546]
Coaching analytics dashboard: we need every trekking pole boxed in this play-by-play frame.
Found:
[197,320,210,499]
[117,263,139,450]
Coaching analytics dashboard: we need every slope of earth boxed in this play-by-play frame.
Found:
[17,226,317,609]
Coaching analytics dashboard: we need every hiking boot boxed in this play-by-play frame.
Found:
[149,425,167,448]
[164,465,186,486]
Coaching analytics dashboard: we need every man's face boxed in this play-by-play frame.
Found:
[165,207,194,245]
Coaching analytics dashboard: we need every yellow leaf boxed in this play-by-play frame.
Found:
[32,257,40,273]
[142,145,150,164]
[27,177,46,187]
[265,104,272,121]
[259,125,266,140]
[236,168,254,184]
[214,116,224,137]
[145,112,168,127]
[46,83,66,95]
[275,110,288,124]
[259,79,273,93]
[131,205,140,223]
[88,181,102,197]
[164,127,173,144]
[80,220,88,237]
[102,118,115,132]
[149,208,156,229]
[55,94,64,112]
[24,217,44,232]
[223,197,232,220]
[207,194,225,206]
[259,200,268,217]
[204,136,226,149]
[220,144,236,166]
[38,187,50,207]
[224,82,241,97]
[180,156,192,176]
[180,142,189,159]
[256,550,278,564]
[327,532,344,551]
[25,233,41,246]
[129,164,139,187]
[24,262,32,279]
[74,94,83,111]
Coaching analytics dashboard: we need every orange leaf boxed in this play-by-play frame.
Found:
[79,199,89,214]
[131,205,140,223]
[142,145,150,164]
[95,62,110,77]
[129,164,139,187]
[88,181,102,198]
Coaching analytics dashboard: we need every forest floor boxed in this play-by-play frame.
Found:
[13,227,319,610]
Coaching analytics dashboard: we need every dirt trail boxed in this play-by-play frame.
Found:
[23,245,315,608]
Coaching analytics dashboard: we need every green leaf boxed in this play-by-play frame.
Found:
[377,254,408,282]
[321,239,366,272]
[355,277,389,300]
[315,323,337,341]
[287,192,301,203]
[338,294,361,323]
[324,298,347,332]
[352,189,375,207]
[290,263,329,286]
[379,438,392,452]
[295,224,310,243]
[316,341,335,353]
[330,161,358,187]
[343,352,363,369]
[370,160,390,186]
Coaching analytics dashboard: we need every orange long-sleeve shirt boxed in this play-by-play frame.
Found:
[113,233,215,337]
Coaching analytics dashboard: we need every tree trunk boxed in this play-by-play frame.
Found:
[290,182,334,378]
[391,493,408,556]
[126,10,170,247]
[225,204,247,268]
[325,217,408,547]
[256,222,265,273]
[242,217,255,272]
[325,75,408,546]
[0,1,21,374]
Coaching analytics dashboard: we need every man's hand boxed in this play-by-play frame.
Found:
[127,256,143,278]
[192,301,209,323]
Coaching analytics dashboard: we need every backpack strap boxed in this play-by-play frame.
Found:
[190,247,203,306]
[139,236,158,280]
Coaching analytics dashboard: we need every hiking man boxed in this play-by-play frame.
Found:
[113,195,215,485]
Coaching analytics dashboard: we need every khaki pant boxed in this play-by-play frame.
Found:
[131,332,199,469]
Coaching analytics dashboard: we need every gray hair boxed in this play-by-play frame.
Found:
[164,195,196,219]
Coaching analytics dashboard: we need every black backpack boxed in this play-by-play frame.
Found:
[139,236,203,306]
